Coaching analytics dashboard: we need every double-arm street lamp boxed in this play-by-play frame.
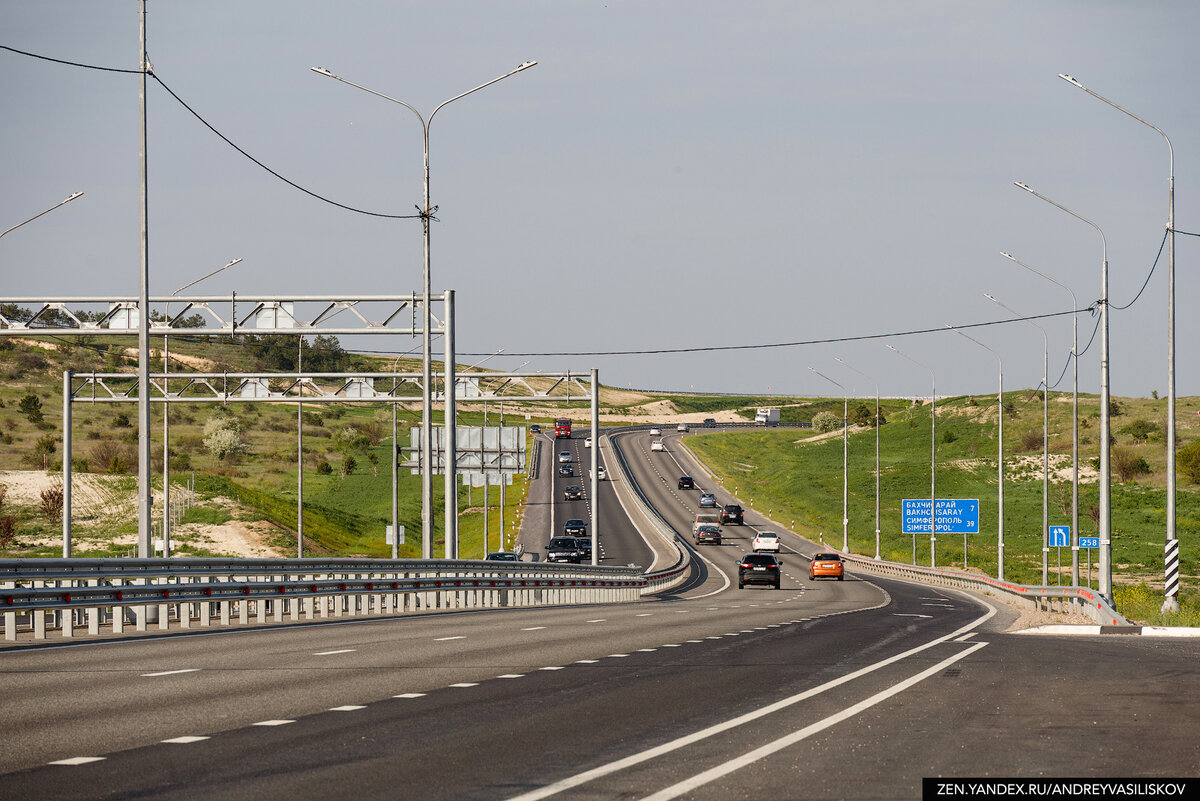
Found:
[809,367,849,552]
[1014,181,1113,603]
[312,61,536,557]
[986,293,1050,586]
[1059,74,1179,614]
[1001,251,1079,587]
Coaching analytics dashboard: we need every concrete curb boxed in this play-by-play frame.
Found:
[1017,624,1200,637]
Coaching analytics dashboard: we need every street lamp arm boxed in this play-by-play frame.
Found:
[311,67,426,129]
[1059,74,1173,177]
[171,258,243,297]
[429,61,537,126]
[1,191,84,240]
[1000,252,1077,314]
[1014,182,1107,263]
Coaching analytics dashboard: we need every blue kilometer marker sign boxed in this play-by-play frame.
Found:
[1049,525,1070,547]
[902,499,980,534]
[1079,536,1100,548]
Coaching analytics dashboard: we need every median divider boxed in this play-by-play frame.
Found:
[0,558,645,644]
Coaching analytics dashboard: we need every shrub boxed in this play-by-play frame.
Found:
[1018,429,1042,452]
[316,461,333,475]
[89,440,136,474]
[1178,440,1200,485]
[941,428,958,444]
[1111,446,1151,482]
[1120,419,1161,443]
[0,515,15,550]
[113,412,132,428]
[41,486,64,522]
[203,412,247,460]
[811,411,842,434]
[18,394,44,424]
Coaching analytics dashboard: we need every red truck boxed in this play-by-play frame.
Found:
[554,418,572,439]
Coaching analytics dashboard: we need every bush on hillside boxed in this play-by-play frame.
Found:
[1179,440,1200,485]
[812,411,841,434]
[1111,446,1151,482]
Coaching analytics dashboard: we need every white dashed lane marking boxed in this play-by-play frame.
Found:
[330,705,366,712]
[142,668,199,677]
[394,693,426,699]
[50,757,105,766]
[313,649,355,656]
[162,736,209,744]
[253,720,295,727]
[435,636,466,641]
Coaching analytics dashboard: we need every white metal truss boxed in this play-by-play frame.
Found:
[0,294,444,336]
[66,371,596,404]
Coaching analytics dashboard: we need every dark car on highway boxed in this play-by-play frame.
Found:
[574,536,592,560]
[485,552,518,561]
[530,424,541,433]
[559,464,574,477]
[694,524,722,546]
[546,537,582,563]
[738,553,781,589]
[564,485,583,501]
[720,504,744,525]
[678,476,695,490]
[564,518,587,536]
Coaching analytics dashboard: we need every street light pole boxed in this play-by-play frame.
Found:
[987,293,1050,586]
[1015,181,1112,603]
[311,61,536,558]
[164,259,241,557]
[1002,251,1079,587]
[947,326,1005,579]
[886,344,936,567]
[1058,73,1179,613]
[810,368,849,553]
[0,192,84,240]
[836,358,880,560]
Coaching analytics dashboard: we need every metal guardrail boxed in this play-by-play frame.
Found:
[833,549,1129,625]
[602,430,690,594]
[1,558,644,643]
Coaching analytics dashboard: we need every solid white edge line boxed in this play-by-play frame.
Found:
[502,602,996,801]
[639,641,990,801]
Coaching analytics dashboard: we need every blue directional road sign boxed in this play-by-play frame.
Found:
[1079,536,1100,548]
[1049,526,1070,547]
[902,499,980,534]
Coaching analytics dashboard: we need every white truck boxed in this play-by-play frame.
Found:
[754,408,780,426]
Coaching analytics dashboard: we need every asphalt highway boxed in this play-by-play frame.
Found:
[0,427,1195,800]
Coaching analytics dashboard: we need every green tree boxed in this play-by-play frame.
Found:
[812,411,841,434]
[18,394,44,424]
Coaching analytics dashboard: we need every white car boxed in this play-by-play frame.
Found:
[650,440,664,452]
[751,532,781,553]
[584,437,592,448]
[677,423,688,432]
[649,427,661,436]
[558,450,572,463]
[596,465,607,480]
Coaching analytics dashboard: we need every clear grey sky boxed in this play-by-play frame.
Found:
[3,1,1198,400]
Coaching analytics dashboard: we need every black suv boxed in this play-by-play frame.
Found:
[678,476,695,490]
[546,537,582,563]
[564,518,587,536]
[738,553,781,589]
[720,504,744,525]
[564,485,583,501]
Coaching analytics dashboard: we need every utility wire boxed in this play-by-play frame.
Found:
[150,73,420,220]
[1,44,419,220]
